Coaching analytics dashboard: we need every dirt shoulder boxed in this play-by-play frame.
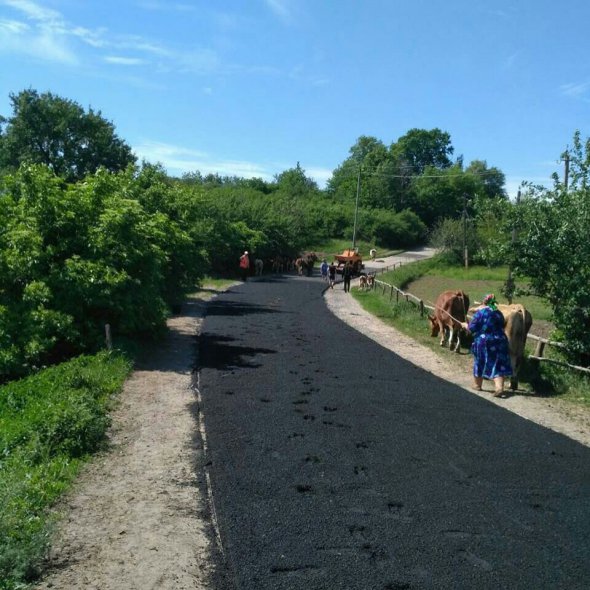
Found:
[35,292,220,590]
[324,281,590,448]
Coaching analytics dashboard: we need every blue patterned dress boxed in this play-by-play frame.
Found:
[468,306,512,379]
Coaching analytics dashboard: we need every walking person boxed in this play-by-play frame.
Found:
[461,293,512,397]
[320,259,329,282]
[342,261,352,293]
[328,261,336,289]
[239,250,250,281]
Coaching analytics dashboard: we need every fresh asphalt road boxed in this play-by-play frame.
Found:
[198,273,590,590]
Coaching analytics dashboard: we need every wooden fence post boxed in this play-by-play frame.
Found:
[419,300,424,317]
[105,324,112,351]
[534,340,546,358]
[390,285,394,301]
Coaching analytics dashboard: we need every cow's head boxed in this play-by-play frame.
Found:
[427,315,439,336]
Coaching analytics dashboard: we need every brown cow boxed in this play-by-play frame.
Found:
[428,290,470,353]
[497,303,533,390]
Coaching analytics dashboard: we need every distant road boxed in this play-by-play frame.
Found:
[199,273,590,590]
[363,246,437,273]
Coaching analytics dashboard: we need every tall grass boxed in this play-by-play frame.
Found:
[0,352,131,589]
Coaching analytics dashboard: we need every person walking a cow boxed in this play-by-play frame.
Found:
[461,293,512,397]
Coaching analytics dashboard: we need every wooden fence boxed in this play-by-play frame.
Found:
[369,277,590,376]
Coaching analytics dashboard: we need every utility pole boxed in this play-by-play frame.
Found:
[505,188,521,304]
[352,165,361,250]
[564,150,570,191]
[462,193,468,269]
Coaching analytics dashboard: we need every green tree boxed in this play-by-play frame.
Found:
[391,128,454,175]
[512,133,590,362]
[407,164,477,227]
[0,89,135,182]
[465,160,507,199]
[275,162,318,198]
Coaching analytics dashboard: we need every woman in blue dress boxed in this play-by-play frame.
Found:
[461,293,512,397]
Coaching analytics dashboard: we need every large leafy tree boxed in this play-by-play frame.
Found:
[274,162,318,198]
[391,128,454,175]
[465,159,506,199]
[407,163,478,227]
[328,130,457,213]
[0,89,135,182]
[327,136,401,209]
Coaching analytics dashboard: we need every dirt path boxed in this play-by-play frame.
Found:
[35,292,220,590]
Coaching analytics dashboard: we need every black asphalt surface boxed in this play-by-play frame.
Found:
[198,273,590,590]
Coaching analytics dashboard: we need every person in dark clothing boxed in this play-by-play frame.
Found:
[342,262,352,293]
[328,261,336,289]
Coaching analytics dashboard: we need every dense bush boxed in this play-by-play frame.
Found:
[0,165,204,380]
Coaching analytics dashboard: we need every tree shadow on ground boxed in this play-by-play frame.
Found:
[198,333,277,370]
[203,299,283,317]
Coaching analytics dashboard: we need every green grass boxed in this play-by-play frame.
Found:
[200,276,240,291]
[0,351,132,589]
[356,258,590,406]
[380,258,554,336]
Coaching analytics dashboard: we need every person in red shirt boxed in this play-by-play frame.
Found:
[239,250,250,281]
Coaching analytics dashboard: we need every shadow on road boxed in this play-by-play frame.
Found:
[198,333,277,370]
[204,299,283,317]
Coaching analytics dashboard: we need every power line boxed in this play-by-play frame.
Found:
[335,167,505,180]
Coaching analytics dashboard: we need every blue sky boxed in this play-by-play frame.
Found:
[1,0,589,196]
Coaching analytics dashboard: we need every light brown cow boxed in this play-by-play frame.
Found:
[497,303,533,390]
[428,290,470,353]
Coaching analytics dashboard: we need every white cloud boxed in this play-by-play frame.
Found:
[135,1,197,12]
[0,0,285,80]
[134,140,272,180]
[560,81,590,99]
[0,17,28,33]
[0,15,78,63]
[264,0,292,22]
[104,55,147,66]
[0,0,80,63]
[2,0,62,23]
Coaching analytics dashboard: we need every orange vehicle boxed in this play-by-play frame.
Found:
[335,248,364,276]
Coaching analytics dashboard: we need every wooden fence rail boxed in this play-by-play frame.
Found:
[370,278,590,376]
